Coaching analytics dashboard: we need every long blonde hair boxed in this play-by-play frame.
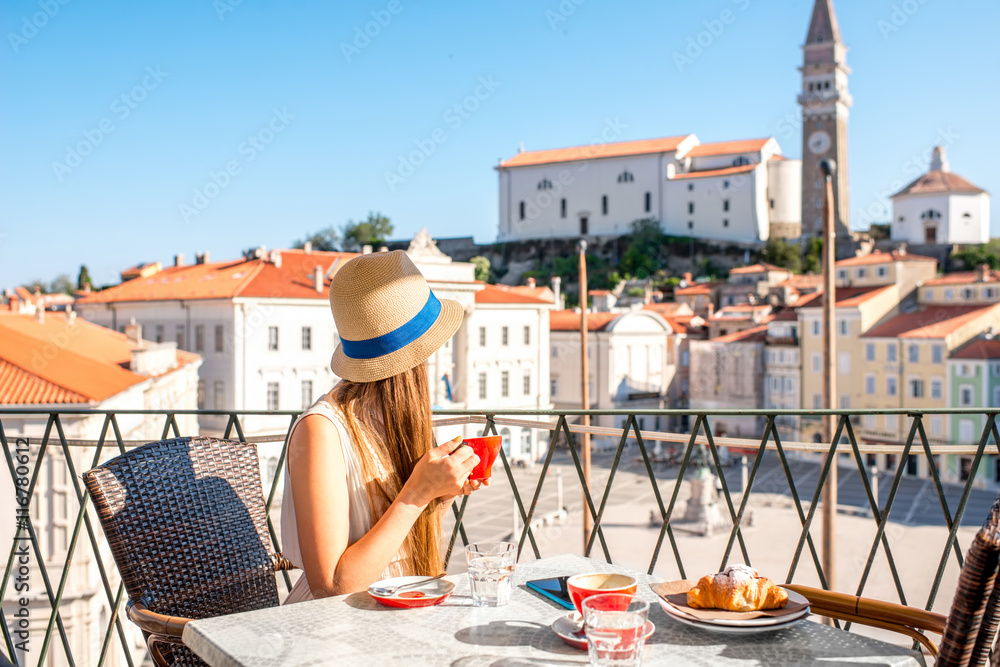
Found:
[329,362,442,576]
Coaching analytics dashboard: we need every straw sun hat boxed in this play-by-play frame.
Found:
[329,250,464,383]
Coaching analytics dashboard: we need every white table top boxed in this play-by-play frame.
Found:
[182,554,926,666]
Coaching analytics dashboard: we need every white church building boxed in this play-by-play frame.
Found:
[496,135,801,244]
[891,146,990,246]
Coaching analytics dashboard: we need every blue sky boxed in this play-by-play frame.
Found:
[2,0,998,288]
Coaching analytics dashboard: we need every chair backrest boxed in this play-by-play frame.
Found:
[938,497,1000,667]
[83,436,281,620]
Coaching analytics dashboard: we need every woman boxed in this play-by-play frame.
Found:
[281,250,483,602]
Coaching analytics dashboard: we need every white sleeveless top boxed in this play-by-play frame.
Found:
[281,394,409,603]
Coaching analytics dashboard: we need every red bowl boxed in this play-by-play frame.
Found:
[463,436,502,481]
[566,573,638,615]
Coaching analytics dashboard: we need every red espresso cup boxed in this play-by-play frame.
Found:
[566,573,638,615]
[462,436,502,481]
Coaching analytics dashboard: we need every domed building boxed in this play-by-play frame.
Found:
[890,146,990,245]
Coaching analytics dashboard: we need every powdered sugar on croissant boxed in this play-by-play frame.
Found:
[686,565,789,611]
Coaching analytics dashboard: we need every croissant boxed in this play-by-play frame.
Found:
[686,564,788,611]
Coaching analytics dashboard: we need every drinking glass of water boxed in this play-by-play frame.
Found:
[464,541,517,607]
[582,594,649,667]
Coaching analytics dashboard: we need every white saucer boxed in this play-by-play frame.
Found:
[552,611,655,651]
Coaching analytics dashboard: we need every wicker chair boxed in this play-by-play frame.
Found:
[83,436,296,667]
[786,497,1000,666]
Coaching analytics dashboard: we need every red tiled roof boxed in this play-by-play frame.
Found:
[0,313,199,404]
[863,304,1000,339]
[475,283,552,305]
[14,286,33,302]
[670,164,757,180]
[0,358,90,404]
[588,289,611,296]
[642,302,694,317]
[684,138,771,157]
[730,262,789,275]
[507,285,555,302]
[77,249,358,303]
[712,324,769,343]
[924,270,1000,286]
[663,315,704,334]
[892,170,985,197]
[549,311,619,332]
[499,135,692,168]
[836,250,937,267]
[675,282,718,295]
[777,274,823,288]
[799,286,893,309]
[952,336,1000,360]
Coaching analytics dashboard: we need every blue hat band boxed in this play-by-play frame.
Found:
[340,291,442,360]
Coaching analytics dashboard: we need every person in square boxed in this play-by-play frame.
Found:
[281,251,483,602]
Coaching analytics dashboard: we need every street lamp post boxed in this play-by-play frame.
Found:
[820,158,838,595]
[579,240,592,552]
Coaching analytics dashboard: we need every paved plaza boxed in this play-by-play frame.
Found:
[441,444,994,648]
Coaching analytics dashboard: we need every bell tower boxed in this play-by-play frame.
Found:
[799,0,852,240]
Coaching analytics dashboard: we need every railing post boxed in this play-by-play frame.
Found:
[740,456,749,496]
[869,465,879,518]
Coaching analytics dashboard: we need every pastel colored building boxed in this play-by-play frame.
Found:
[947,335,1000,487]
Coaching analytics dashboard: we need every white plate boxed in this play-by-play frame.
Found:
[662,607,807,634]
[658,589,810,628]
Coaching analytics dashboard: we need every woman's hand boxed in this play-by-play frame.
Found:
[400,436,481,507]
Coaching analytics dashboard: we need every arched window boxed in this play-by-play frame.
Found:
[500,427,511,455]
[537,178,553,190]
[732,156,751,167]
[617,169,634,183]
[920,209,942,221]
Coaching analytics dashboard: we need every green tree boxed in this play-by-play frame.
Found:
[620,218,664,279]
[49,274,74,295]
[868,223,891,241]
[294,226,341,252]
[77,265,92,291]
[803,237,823,274]
[470,256,491,282]
[953,241,1000,270]
[761,237,802,273]
[342,212,393,251]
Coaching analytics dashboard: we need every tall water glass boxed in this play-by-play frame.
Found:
[465,542,517,607]
[582,594,649,667]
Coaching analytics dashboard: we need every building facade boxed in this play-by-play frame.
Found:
[891,146,990,246]
[0,312,201,667]
[497,136,800,244]
[948,335,1000,487]
[689,325,768,439]
[549,309,674,444]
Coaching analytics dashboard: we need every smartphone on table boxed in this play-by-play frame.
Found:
[525,576,574,610]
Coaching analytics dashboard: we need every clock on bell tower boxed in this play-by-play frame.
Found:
[799,0,852,240]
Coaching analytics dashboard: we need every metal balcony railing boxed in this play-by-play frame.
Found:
[1,406,998,666]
